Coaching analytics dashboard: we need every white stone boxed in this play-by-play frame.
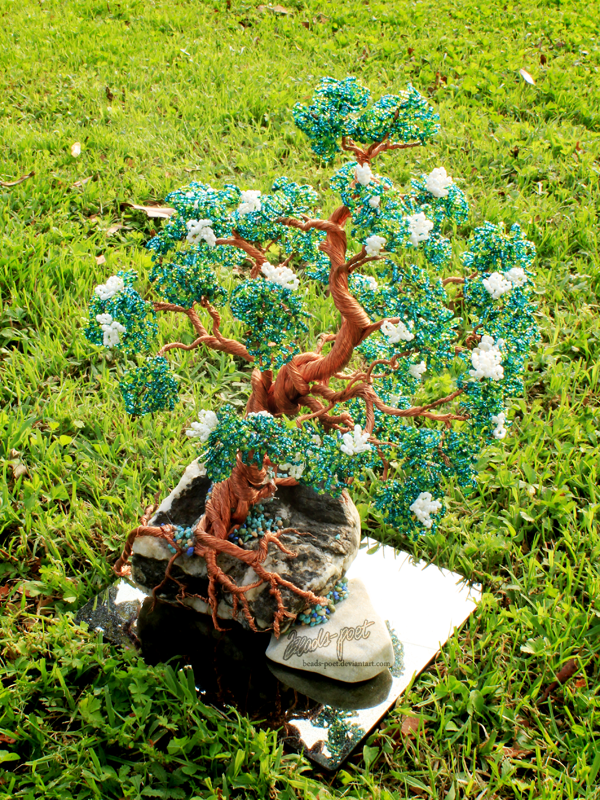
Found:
[265,578,394,683]
[153,458,207,522]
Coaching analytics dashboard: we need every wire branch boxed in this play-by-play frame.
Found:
[215,232,266,276]
[340,135,422,165]
[153,301,253,362]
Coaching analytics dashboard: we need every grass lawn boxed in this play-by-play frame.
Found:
[1,0,599,797]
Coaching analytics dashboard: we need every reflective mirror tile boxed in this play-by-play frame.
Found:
[75,540,481,770]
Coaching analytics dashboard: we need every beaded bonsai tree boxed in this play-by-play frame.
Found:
[85,77,538,636]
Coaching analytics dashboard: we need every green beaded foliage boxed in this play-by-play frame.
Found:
[201,406,375,497]
[84,76,538,538]
[230,279,309,369]
[84,270,157,355]
[462,221,535,275]
[149,250,228,308]
[353,86,440,145]
[120,356,179,416]
[293,77,439,161]
[293,76,370,161]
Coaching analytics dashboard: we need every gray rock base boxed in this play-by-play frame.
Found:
[131,460,361,631]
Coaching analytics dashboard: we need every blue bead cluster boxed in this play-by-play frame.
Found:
[329,159,464,275]
[294,77,438,161]
[356,260,458,374]
[119,356,179,416]
[166,525,196,556]
[355,87,440,145]
[232,177,319,245]
[386,621,406,679]
[293,77,371,161]
[228,502,285,546]
[149,249,230,309]
[147,183,240,257]
[462,221,535,276]
[200,406,376,497]
[410,176,469,226]
[296,577,349,627]
[456,222,539,438]
[311,707,365,761]
[230,278,308,370]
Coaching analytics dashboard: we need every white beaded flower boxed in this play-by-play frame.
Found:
[95,275,124,301]
[237,190,262,215]
[186,409,219,442]
[279,454,305,480]
[261,262,299,291]
[491,412,507,439]
[505,267,527,287]
[381,319,414,344]
[365,276,378,291]
[470,335,504,381]
[410,491,442,529]
[95,313,126,348]
[355,163,374,186]
[483,271,513,300]
[340,425,371,457]
[425,167,453,198]
[408,360,427,380]
[186,218,216,247]
[368,195,381,208]
[407,212,434,246]
[365,234,386,256]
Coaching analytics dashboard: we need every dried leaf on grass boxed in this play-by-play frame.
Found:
[11,462,28,479]
[0,733,17,745]
[539,657,580,702]
[519,68,536,85]
[71,142,82,157]
[400,715,422,737]
[258,4,292,13]
[106,223,130,236]
[96,254,106,266]
[122,202,176,219]
[503,745,533,759]
[0,171,35,188]
[71,175,94,189]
